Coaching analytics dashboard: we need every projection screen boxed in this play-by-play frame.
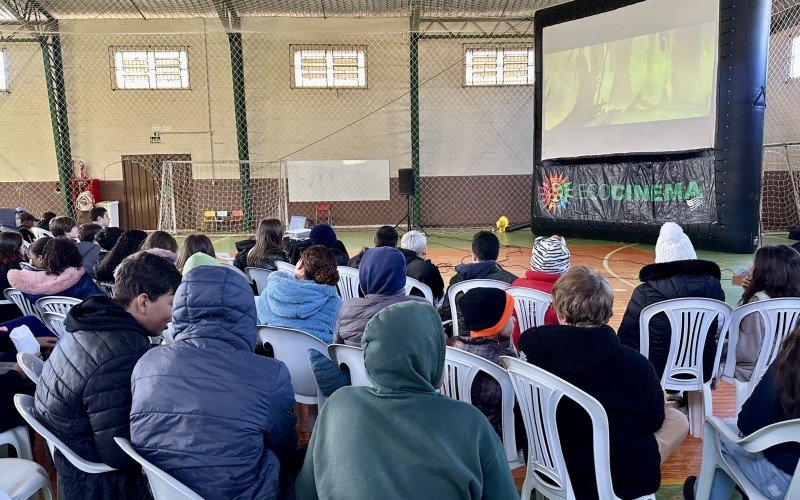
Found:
[541,0,720,160]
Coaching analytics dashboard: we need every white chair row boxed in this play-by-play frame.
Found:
[30,227,52,240]
[3,289,80,338]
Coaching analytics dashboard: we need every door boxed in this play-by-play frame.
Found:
[121,154,190,230]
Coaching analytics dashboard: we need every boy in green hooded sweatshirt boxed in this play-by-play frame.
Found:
[297,301,518,499]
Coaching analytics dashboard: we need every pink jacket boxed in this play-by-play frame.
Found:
[7,267,102,303]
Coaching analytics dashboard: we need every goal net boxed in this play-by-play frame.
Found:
[158,160,287,233]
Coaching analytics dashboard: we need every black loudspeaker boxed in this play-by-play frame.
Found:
[398,168,414,196]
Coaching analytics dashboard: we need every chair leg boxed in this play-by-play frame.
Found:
[695,421,720,500]
[687,390,704,438]
[733,380,748,416]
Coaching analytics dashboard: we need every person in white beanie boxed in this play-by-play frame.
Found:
[511,235,569,332]
[617,222,725,381]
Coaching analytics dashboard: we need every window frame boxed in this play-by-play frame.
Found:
[463,44,535,88]
[790,35,800,80]
[290,44,368,89]
[109,46,191,91]
[0,48,8,93]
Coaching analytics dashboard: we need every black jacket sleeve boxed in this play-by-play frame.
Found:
[738,367,781,437]
[617,286,649,351]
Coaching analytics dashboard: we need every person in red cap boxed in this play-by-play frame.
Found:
[447,287,518,437]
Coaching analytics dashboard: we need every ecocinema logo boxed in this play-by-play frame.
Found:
[540,172,703,215]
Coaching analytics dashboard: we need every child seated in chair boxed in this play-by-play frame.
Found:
[518,266,689,499]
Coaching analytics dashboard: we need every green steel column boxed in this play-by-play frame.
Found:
[39,35,73,217]
[227,32,252,230]
[409,28,421,227]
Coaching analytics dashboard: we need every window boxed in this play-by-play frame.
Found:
[0,49,7,92]
[465,46,534,86]
[791,36,800,79]
[112,48,189,90]
[292,46,366,88]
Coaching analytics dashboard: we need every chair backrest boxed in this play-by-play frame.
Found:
[4,288,37,317]
[13,394,115,474]
[336,266,361,300]
[202,210,216,218]
[30,227,53,239]
[725,298,800,390]
[507,287,553,332]
[245,267,272,293]
[328,344,371,387]
[94,281,115,298]
[639,298,733,391]
[15,352,43,384]
[441,347,519,465]
[222,263,252,285]
[275,261,296,275]
[404,276,434,304]
[500,357,617,499]
[40,311,68,339]
[257,326,329,404]
[114,437,202,500]
[216,210,228,218]
[35,296,81,317]
[447,279,511,337]
[230,210,244,218]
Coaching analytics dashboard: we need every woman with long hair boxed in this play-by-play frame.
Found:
[0,232,24,291]
[233,219,288,272]
[141,230,179,265]
[93,229,147,283]
[175,234,216,273]
[686,325,800,499]
[733,244,800,381]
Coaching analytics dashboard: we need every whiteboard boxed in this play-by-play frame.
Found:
[287,160,391,202]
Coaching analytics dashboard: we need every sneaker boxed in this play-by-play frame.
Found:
[683,476,697,500]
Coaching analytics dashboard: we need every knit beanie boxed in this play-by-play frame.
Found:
[530,236,570,275]
[359,247,407,295]
[655,222,697,263]
[182,252,220,274]
[310,224,337,249]
[459,288,515,338]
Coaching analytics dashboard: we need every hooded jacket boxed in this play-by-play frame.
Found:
[511,270,560,325]
[76,241,102,278]
[399,248,445,302]
[617,259,725,381]
[130,266,297,500]
[34,296,153,500]
[8,266,103,304]
[297,301,518,499]
[333,247,427,346]
[519,325,665,500]
[440,261,517,334]
[257,271,343,343]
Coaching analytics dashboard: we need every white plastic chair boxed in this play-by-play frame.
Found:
[500,356,655,500]
[441,347,521,468]
[94,281,115,298]
[0,426,32,461]
[507,287,553,332]
[447,279,511,337]
[15,352,43,385]
[114,437,202,500]
[224,263,253,285]
[40,311,68,339]
[245,267,271,294]
[35,296,81,317]
[328,344,371,387]
[336,266,361,300]
[275,261,296,275]
[404,277,434,305]
[13,394,116,474]
[0,458,52,500]
[722,298,800,413]
[257,326,329,405]
[695,416,800,499]
[639,298,733,437]
[3,289,37,318]
[30,227,53,240]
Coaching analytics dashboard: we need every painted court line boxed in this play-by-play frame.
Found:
[603,243,638,289]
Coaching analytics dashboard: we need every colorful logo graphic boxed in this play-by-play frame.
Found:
[540,172,572,215]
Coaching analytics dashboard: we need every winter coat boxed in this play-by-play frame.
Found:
[233,247,289,272]
[511,270,561,325]
[8,266,103,304]
[0,254,22,291]
[297,301,518,500]
[257,271,343,343]
[287,239,350,266]
[733,291,771,382]
[0,320,34,431]
[738,365,800,475]
[76,241,102,278]
[446,336,517,437]
[34,296,153,500]
[520,324,665,499]
[399,248,445,302]
[130,265,298,500]
[440,261,517,335]
[333,291,428,346]
[617,259,725,381]
[143,248,178,265]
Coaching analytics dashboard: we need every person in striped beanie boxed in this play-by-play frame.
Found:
[511,235,570,334]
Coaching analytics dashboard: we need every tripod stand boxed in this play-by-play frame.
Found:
[394,194,412,232]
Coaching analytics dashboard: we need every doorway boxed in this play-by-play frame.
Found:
[121,154,191,230]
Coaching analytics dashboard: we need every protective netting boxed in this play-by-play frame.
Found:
[0,0,797,235]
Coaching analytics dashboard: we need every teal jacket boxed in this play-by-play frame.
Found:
[296,301,518,499]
